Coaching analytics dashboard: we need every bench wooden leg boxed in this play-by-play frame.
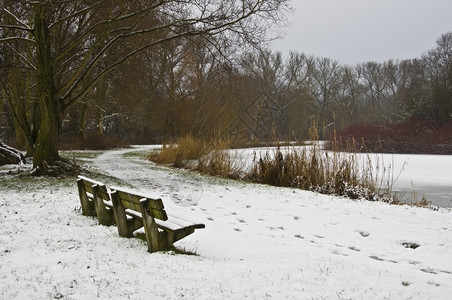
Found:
[77,179,95,216]
[140,199,169,252]
[171,227,196,244]
[92,185,114,226]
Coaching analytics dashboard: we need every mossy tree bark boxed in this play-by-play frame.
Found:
[32,3,61,174]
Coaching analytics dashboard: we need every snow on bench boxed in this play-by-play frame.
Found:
[110,186,205,252]
[76,176,205,252]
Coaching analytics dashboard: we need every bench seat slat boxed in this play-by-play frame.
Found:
[155,218,205,232]
[164,214,205,229]
[124,209,204,232]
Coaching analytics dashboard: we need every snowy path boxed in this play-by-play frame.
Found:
[1,146,451,299]
[91,146,207,207]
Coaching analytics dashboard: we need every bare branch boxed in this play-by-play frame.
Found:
[1,8,33,31]
[48,0,104,30]
[4,43,37,71]
[0,24,34,32]
[0,37,36,44]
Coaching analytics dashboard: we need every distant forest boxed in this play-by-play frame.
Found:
[1,6,451,149]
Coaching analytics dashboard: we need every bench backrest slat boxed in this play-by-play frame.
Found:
[78,176,109,201]
[96,188,110,201]
[112,188,168,221]
[83,183,94,195]
[115,190,141,211]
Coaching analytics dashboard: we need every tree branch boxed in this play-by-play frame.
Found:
[0,37,36,44]
[1,8,33,31]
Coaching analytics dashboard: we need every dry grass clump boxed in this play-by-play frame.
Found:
[196,136,243,179]
[247,146,391,201]
[246,128,396,203]
[148,134,242,177]
[148,135,207,167]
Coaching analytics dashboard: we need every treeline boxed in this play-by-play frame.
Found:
[0,1,291,174]
[2,29,451,147]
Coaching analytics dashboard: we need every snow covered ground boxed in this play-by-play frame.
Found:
[1,146,451,299]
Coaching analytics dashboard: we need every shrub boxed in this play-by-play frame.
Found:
[331,119,452,154]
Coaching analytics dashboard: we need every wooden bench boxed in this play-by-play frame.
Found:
[77,176,115,226]
[110,186,205,252]
[76,176,205,252]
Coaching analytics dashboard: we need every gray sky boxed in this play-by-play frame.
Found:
[272,0,452,65]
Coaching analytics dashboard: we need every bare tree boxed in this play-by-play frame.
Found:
[283,53,315,139]
[0,0,290,174]
[335,65,364,128]
[358,62,389,123]
[308,57,343,138]
[422,32,452,121]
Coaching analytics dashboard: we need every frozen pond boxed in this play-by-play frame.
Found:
[385,153,452,208]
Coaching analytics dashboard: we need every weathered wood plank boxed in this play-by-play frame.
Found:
[77,176,114,225]
[77,178,95,216]
[111,187,168,221]
[80,179,205,253]
[92,184,114,226]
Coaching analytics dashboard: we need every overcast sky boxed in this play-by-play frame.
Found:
[272,0,452,65]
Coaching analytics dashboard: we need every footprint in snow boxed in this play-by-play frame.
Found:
[369,255,384,261]
[358,230,370,237]
[332,250,348,257]
[268,226,284,231]
[421,268,438,274]
[401,242,420,249]
[369,256,397,264]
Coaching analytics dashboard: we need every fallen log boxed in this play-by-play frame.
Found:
[0,141,26,166]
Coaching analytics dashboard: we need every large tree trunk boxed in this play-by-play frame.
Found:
[32,3,61,174]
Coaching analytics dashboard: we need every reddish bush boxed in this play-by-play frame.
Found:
[330,119,452,154]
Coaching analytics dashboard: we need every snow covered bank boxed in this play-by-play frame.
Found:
[228,146,452,207]
[0,146,451,299]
